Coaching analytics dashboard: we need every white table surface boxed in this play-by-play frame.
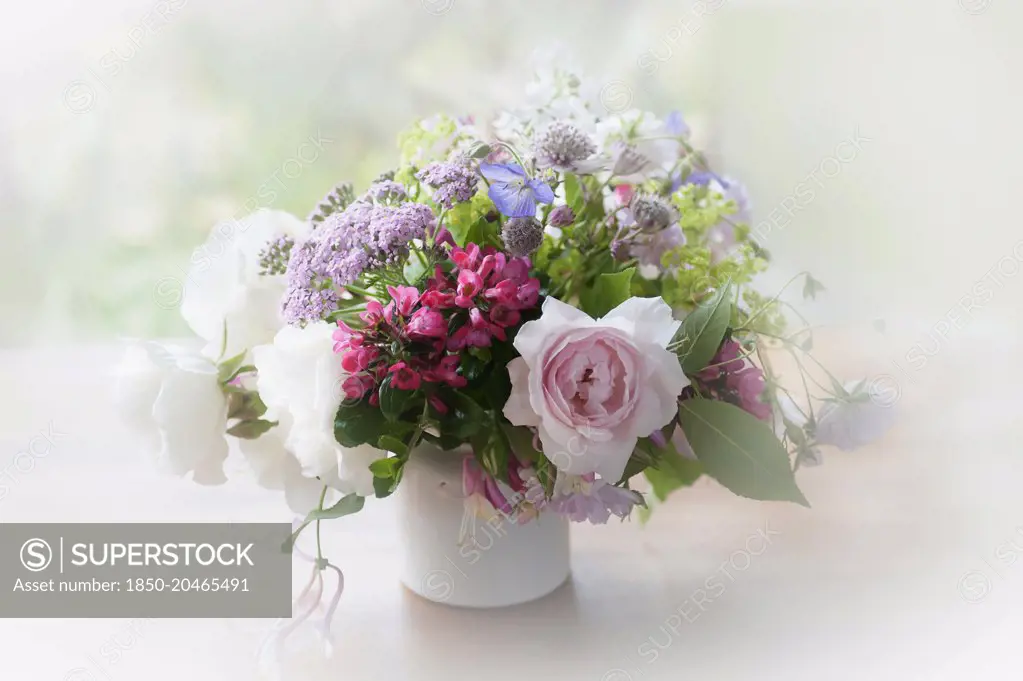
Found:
[0,330,1020,681]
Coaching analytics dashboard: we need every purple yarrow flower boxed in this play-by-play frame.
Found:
[364,180,407,204]
[282,200,435,324]
[418,157,479,209]
[479,162,555,218]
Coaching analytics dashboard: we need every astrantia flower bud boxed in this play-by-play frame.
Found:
[630,195,678,232]
[533,121,597,171]
[548,204,575,228]
[501,217,545,257]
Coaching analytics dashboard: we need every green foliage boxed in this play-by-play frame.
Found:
[334,400,412,448]
[470,417,512,482]
[378,376,416,422]
[308,493,365,521]
[579,267,635,318]
[739,289,788,336]
[397,115,459,166]
[445,192,496,247]
[678,399,809,506]
[403,251,432,286]
[217,351,249,384]
[226,389,267,422]
[673,281,733,374]
[644,462,702,503]
[283,493,365,553]
[369,452,406,498]
[376,435,409,457]
[226,418,276,439]
[803,272,826,300]
[501,423,541,463]
[439,390,487,439]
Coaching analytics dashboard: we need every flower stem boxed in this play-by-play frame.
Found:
[315,485,328,565]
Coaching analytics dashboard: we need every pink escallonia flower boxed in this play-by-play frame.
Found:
[332,322,364,353]
[407,307,447,340]
[455,269,485,308]
[341,374,375,400]
[420,354,467,388]
[340,346,378,373]
[359,299,391,326]
[387,361,421,390]
[385,285,420,317]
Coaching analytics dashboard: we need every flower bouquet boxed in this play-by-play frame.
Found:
[119,52,893,620]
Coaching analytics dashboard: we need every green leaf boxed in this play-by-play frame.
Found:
[369,457,403,478]
[377,435,409,457]
[467,141,492,159]
[580,268,636,318]
[501,423,541,463]
[217,351,248,384]
[470,416,511,482]
[282,493,366,553]
[308,493,365,521]
[534,456,555,497]
[645,466,698,503]
[421,431,463,452]
[674,282,733,373]
[227,390,268,421]
[378,377,414,422]
[441,390,487,438]
[369,452,406,497]
[564,174,585,216]
[802,273,826,301]
[633,428,703,497]
[678,399,808,506]
[403,253,430,286]
[334,401,404,447]
[445,201,486,247]
[373,475,397,498]
[226,418,276,439]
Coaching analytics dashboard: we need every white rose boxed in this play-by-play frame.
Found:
[115,341,229,485]
[238,428,326,515]
[252,322,379,497]
[503,297,689,483]
[181,209,309,361]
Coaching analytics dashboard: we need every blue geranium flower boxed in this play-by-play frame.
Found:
[479,162,555,218]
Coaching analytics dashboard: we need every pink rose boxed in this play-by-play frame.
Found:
[503,297,689,482]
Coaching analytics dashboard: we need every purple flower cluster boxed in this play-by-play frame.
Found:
[282,200,435,324]
[692,339,771,421]
[417,157,478,209]
[364,180,407,204]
